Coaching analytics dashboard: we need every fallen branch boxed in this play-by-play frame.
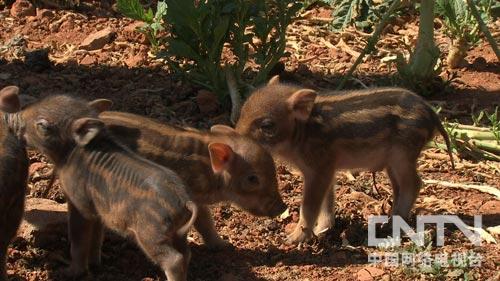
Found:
[423,179,500,200]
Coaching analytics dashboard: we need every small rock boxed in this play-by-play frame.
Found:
[79,28,116,51]
[124,21,144,33]
[18,198,67,247]
[29,162,46,175]
[196,89,218,114]
[79,55,97,66]
[124,53,145,68]
[59,18,75,31]
[49,22,60,32]
[123,21,148,44]
[471,56,487,71]
[10,0,35,17]
[36,8,54,19]
[479,200,500,214]
[24,48,51,72]
[357,266,384,281]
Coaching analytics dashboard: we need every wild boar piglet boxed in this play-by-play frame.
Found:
[99,111,287,249]
[20,95,197,281]
[236,76,454,244]
[0,86,29,281]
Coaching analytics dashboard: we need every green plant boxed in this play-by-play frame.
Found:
[329,0,402,32]
[485,106,500,143]
[435,0,493,68]
[119,0,300,121]
[117,0,167,50]
[396,0,440,96]
[471,110,485,126]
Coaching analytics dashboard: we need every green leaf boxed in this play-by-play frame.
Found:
[165,0,199,34]
[145,8,154,22]
[117,0,150,22]
[167,38,202,62]
[330,0,360,31]
[209,16,230,60]
[155,1,168,21]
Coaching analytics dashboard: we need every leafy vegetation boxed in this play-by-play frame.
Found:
[435,0,494,68]
[118,0,301,119]
[436,109,500,162]
[117,0,167,50]
[329,0,402,32]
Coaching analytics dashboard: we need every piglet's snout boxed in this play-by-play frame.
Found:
[265,197,287,218]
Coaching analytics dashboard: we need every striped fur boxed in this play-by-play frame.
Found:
[99,111,286,249]
[20,96,195,281]
[0,86,28,281]
[236,79,454,244]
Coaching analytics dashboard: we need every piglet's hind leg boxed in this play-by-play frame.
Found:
[134,229,190,281]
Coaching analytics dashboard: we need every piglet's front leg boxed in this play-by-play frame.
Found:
[287,170,334,244]
[194,205,231,250]
[67,202,94,278]
[88,220,104,268]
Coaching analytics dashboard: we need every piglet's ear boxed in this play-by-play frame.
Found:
[72,118,104,146]
[287,89,317,121]
[208,143,234,173]
[267,75,280,85]
[210,125,238,135]
[0,86,20,113]
[88,99,113,113]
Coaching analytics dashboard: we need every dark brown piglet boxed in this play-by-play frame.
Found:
[20,96,197,281]
[236,76,454,244]
[0,86,28,281]
[99,111,287,249]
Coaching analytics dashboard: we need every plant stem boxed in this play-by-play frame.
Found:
[445,123,491,132]
[471,140,500,154]
[466,0,500,61]
[408,0,439,80]
[336,0,402,89]
[452,129,498,140]
[225,67,241,124]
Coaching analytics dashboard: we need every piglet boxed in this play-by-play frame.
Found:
[99,111,287,249]
[20,95,197,281]
[0,86,28,281]
[236,76,454,244]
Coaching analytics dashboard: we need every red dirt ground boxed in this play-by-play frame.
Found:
[0,1,499,280]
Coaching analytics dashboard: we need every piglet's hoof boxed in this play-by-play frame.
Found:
[286,225,313,245]
[205,238,233,251]
[313,217,334,236]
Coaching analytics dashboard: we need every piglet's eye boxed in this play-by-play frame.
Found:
[35,119,51,136]
[260,119,275,132]
[247,175,259,185]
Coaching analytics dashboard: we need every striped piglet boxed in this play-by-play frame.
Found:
[236,76,454,244]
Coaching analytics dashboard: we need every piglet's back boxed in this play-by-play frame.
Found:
[314,87,440,142]
[62,135,191,230]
